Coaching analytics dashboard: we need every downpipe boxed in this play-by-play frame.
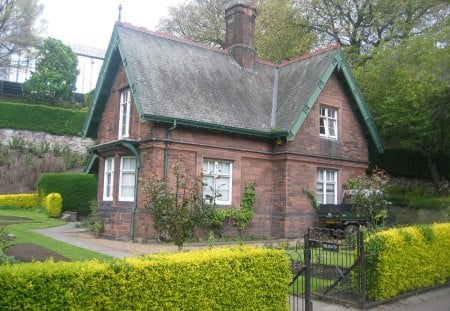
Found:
[164,120,177,183]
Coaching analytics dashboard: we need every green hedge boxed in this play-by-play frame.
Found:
[369,148,450,181]
[0,102,85,136]
[362,223,450,300]
[0,246,290,310]
[37,173,97,216]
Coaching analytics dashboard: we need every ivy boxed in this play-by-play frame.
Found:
[213,182,256,231]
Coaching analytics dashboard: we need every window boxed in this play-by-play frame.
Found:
[320,106,337,139]
[316,169,337,204]
[118,89,131,138]
[119,156,136,201]
[103,157,114,201]
[203,159,232,205]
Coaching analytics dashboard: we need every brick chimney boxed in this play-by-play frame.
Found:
[225,0,256,69]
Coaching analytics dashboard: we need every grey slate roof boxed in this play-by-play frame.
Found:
[118,25,275,133]
[83,23,383,151]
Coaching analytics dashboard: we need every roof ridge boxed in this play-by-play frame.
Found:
[118,22,227,55]
[278,44,340,68]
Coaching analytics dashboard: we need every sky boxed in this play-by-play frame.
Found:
[39,0,185,51]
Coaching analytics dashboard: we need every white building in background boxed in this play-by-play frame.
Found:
[67,43,105,93]
[0,41,105,94]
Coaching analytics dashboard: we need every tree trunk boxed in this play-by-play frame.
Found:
[426,155,441,193]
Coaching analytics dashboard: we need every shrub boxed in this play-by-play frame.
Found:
[0,246,290,310]
[37,173,97,216]
[0,193,39,208]
[42,193,63,217]
[385,186,446,210]
[361,223,450,300]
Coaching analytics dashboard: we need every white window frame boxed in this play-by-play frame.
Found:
[202,159,233,206]
[118,89,131,139]
[320,106,338,139]
[119,156,136,202]
[316,169,338,204]
[103,157,114,201]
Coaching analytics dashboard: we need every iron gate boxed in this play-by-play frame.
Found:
[289,227,366,311]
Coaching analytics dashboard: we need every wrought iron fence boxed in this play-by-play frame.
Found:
[288,227,378,310]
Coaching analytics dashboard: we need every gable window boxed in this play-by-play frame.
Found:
[118,89,131,139]
[316,169,337,204]
[320,106,337,139]
[103,157,114,201]
[119,156,136,201]
[203,159,232,205]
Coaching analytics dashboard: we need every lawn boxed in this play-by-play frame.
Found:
[0,206,112,261]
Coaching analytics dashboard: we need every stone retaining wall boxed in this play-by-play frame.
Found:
[0,128,94,154]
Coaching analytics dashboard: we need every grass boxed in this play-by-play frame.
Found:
[286,248,356,268]
[290,276,333,295]
[0,206,112,261]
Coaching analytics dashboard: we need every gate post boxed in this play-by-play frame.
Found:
[357,230,366,309]
[304,232,313,311]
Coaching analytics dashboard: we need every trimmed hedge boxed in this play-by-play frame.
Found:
[0,193,39,208]
[0,246,290,310]
[0,101,85,136]
[363,223,450,300]
[42,193,63,217]
[37,173,97,216]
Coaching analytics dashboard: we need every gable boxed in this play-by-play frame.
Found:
[82,23,383,153]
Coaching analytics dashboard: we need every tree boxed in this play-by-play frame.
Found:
[157,0,227,48]
[354,25,450,190]
[0,0,44,75]
[255,0,316,63]
[157,0,316,63]
[295,0,449,64]
[24,38,78,100]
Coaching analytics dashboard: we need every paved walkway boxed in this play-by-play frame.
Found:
[36,222,450,311]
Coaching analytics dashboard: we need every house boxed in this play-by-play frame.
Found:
[82,1,383,241]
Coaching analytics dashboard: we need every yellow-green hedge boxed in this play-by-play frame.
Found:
[0,246,290,310]
[42,193,63,217]
[0,193,39,208]
[364,223,450,300]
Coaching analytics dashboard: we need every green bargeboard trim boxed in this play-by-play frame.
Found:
[82,27,121,138]
[336,50,384,153]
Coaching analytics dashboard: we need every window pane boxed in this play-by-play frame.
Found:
[122,158,135,170]
[320,107,326,116]
[217,162,230,175]
[317,170,324,181]
[216,188,229,201]
[121,185,134,197]
[320,118,326,135]
[122,173,135,185]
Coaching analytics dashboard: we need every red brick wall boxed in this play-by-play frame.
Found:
[95,65,370,240]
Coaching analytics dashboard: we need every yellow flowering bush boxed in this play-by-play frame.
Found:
[364,223,450,300]
[0,246,291,310]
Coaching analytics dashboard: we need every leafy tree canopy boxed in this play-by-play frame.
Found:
[296,0,449,64]
[157,0,316,63]
[24,37,79,100]
[0,0,44,74]
[354,24,450,188]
